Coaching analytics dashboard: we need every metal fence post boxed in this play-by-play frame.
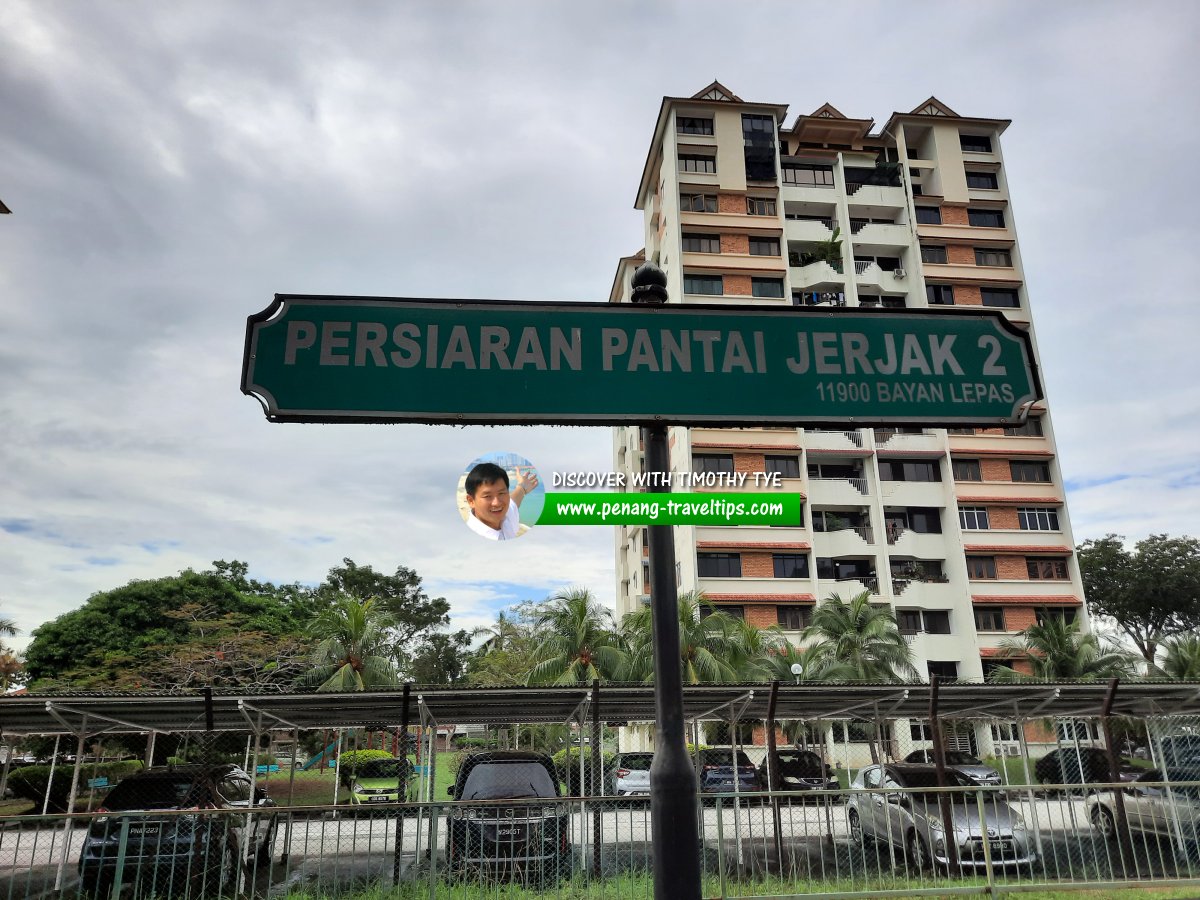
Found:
[976,787,995,893]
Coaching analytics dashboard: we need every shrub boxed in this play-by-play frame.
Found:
[552,747,616,794]
[336,749,397,787]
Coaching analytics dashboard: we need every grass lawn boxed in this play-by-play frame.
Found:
[255,753,460,807]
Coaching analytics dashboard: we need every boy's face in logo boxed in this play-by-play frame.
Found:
[467,479,510,530]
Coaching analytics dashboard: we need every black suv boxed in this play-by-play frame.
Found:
[445,751,571,883]
[758,748,839,794]
[77,764,277,896]
[697,748,763,797]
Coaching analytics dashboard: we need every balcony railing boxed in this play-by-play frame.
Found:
[853,260,876,275]
[810,476,869,495]
[785,215,834,229]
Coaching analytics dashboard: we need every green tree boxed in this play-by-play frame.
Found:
[991,616,1135,681]
[618,592,743,684]
[466,605,539,686]
[313,558,450,651]
[1078,534,1200,665]
[1158,634,1200,680]
[0,616,16,651]
[470,610,524,654]
[407,630,472,685]
[803,591,917,682]
[305,596,400,691]
[753,640,857,684]
[526,588,625,685]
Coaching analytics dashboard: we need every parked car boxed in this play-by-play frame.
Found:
[903,749,1002,786]
[1034,747,1140,787]
[348,757,412,806]
[1088,768,1200,848]
[697,749,763,797]
[758,748,839,794]
[445,751,571,883]
[1154,735,1200,771]
[610,752,653,796]
[77,764,277,895]
[847,764,1036,870]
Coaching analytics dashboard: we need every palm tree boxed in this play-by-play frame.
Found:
[305,596,400,691]
[471,610,524,653]
[803,591,917,682]
[0,617,16,653]
[1160,634,1200,680]
[526,588,626,685]
[991,616,1135,681]
[725,616,788,680]
[617,591,743,684]
[754,641,858,684]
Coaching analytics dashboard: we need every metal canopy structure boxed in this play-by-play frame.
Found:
[6,681,1200,737]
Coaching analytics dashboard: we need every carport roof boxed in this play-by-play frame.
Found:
[4,681,1200,737]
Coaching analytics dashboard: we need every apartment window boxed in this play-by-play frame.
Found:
[982,288,1021,308]
[959,506,990,530]
[751,277,785,298]
[911,721,934,741]
[953,458,982,482]
[974,607,1006,631]
[764,455,800,478]
[746,197,777,216]
[1018,507,1061,531]
[1011,460,1052,483]
[1028,558,1070,580]
[879,459,942,482]
[968,208,1006,228]
[858,295,906,309]
[748,237,780,256]
[907,507,943,534]
[782,164,834,187]
[921,245,947,264]
[898,609,922,634]
[683,274,723,295]
[975,248,1013,267]
[680,192,717,213]
[1004,417,1043,436]
[914,206,942,225]
[777,606,812,630]
[966,171,999,190]
[701,603,745,620]
[692,453,734,474]
[926,284,955,305]
[924,610,951,634]
[966,556,997,579]
[697,552,741,578]
[677,116,714,136]
[742,114,777,181]
[678,153,716,174]
[1037,607,1078,626]
[927,661,959,680]
[681,233,720,253]
[960,134,993,153]
[773,553,810,578]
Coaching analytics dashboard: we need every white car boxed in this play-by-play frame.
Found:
[1088,768,1200,847]
[610,752,652,796]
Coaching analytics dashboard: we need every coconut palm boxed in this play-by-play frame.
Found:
[0,617,16,653]
[1160,634,1200,680]
[617,591,744,684]
[803,591,917,682]
[304,596,400,691]
[470,610,525,653]
[526,588,626,685]
[990,616,1136,681]
[754,641,858,684]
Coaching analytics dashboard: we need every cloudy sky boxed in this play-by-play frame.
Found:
[2,1,1198,654]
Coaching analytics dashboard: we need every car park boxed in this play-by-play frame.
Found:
[610,751,653,796]
[697,748,763,797]
[1154,735,1200,772]
[1034,747,1140,787]
[1088,767,1200,847]
[445,751,571,883]
[348,757,411,806]
[77,764,277,896]
[758,748,839,794]
[903,749,1002,786]
[847,764,1035,870]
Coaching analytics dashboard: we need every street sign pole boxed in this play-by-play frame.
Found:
[630,263,701,900]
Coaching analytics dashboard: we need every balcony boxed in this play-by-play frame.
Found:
[808,477,870,505]
[852,261,909,291]
[888,529,949,559]
[691,426,800,448]
[851,222,909,245]
[879,480,946,507]
[842,183,906,207]
[874,430,944,453]
[785,216,836,242]
[814,525,875,556]
[817,575,880,598]
[789,260,846,290]
[804,429,864,451]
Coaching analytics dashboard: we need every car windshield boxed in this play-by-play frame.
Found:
[701,751,753,768]
[618,754,653,769]
[944,752,983,765]
[461,762,557,800]
[778,752,823,773]
[104,777,205,810]
[358,759,405,779]
[896,769,977,791]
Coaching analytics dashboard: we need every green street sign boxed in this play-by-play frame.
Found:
[241,295,1041,426]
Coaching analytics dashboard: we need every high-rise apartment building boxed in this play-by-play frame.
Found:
[610,83,1086,705]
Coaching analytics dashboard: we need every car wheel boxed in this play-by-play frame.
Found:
[1091,805,1116,841]
[255,819,276,866]
[907,829,932,872]
[848,809,867,846]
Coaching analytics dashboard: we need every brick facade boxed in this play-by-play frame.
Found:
[745,604,778,629]
[721,233,749,255]
[941,205,969,226]
[733,451,766,473]
[954,284,983,306]
[989,506,1020,529]
[741,552,774,578]
[947,244,976,265]
[718,193,744,215]
[724,273,752,296]
[995,555,1028,580]
[980,458,1011,481]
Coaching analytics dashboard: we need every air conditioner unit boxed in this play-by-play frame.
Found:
[893,268,907,278]
[999,744,1021,757]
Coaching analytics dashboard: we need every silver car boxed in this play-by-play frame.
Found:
[847,764,1035,870]
[1088,768,1200,848]
[611,752,652,796]
[903,749,1002,786]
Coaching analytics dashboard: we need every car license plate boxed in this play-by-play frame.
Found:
[989,841,1008,853]
[130,825,159,836]
[497,826,519,837]
[368,795,389,802]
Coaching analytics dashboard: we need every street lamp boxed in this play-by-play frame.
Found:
[790,662,804,685]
